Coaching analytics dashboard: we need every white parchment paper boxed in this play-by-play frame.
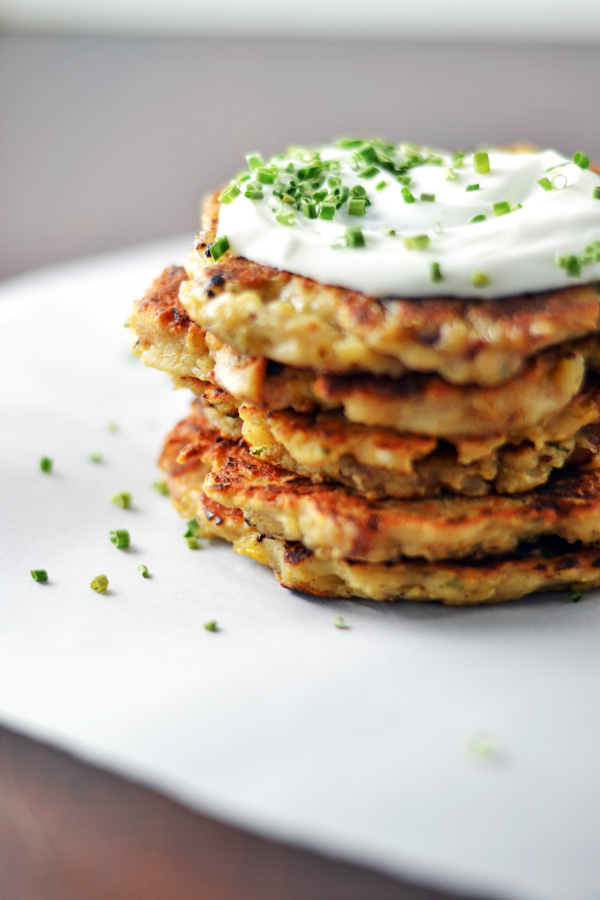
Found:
[2,240,600,900]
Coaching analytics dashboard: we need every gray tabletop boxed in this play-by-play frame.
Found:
[1,34,599,282]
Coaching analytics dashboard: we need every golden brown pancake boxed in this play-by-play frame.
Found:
[165,406,600,564]
[180,192,600,386]
[160,414,600,605]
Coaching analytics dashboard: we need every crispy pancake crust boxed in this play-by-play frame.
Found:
[168,407,600,564]
[130,267,600,443]
[180,192,600,386]
[159,415,600,605]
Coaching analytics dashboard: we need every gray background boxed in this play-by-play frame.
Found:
[1,35,599,281]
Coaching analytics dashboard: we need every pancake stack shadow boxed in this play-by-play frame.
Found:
[129,201,600,604]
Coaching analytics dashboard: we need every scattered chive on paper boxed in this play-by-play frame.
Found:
[573,152,590,169]
[204,619,219,632]
[594,186,600,200]
[466,183,480,192]
[469,214,487,224]
[89,452,102,463]
[40,457,52,473]
[153,479,169,495]
[90,574,109,593]
[111,490,131,509]
[420,193,435,202]
[109,528,130,549]
[537,177,553,191]
[345,225,365,247]
[332,615,348,629]
[138,564,150,578]
[30,569,48,582]
[404,234,430,251]
[493,201,512,217]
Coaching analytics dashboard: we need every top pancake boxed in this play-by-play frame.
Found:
[180,192,600,386]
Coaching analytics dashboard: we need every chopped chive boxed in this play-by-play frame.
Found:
[30,569,48,582]
[467,733,498,761]
[537,176,553,191]
[348,198,366,216]
[245,152,264,171]
[187,537,199,549]
[593,186,600,200]
[444,167,457,181]
[40,457,52,473]
[375,180,388,191]
[276,210,295,226]
[466,183,480,192]
[312,189,328,203]
[569,588,582,603]
[401,186,415,204]
[138,564,150,578]
[420,192,435,203]
[109,528,130,549]
[573,152,590,169]
[557,254,582,277]
[89,452,102,463]
[319,202,336,220]
[107,422,119,433]
[358,165,379,179]
[90,574,109,593]
[350,184,367,197]
[430,262,442,283]
[493,201,512,217]
[300,198,317,219]
[473,151,490,174]
[153,479,169,495]
[404,234,430,251]
[345,225,365,247]
[204,619,219,631]
[469,214,487,224]
[396,175,412,185]
[183,519,200,538]
[335,137,365,149]
[111,490,131,509]
[218,184,241,205]
[453,151,465,167]
[355,144,379,165]
[256,167,275,185]
[552,174,567,191]
[381,226,396,236]
[209,236,229,261]
[332,615,348,629]
[471,272,490,287]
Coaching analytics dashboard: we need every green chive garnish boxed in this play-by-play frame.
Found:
[593,186,600,200]
[109,529,130,549]
[381,226,396,237]
[153,479,169,495]
[332,615,348,629]
[401,186,415,204]
[471,272,490,287]
[318,203,335,221]
[444,167,457,181]
[420,193,435,202]
[204,619,219,631]
[138,564,150,578]
[469,214,487,224]
[183,519,200,538]
[187,537,199,549]
[473,151,490,174]
[557,254,582,277]
[256,167,275,185]
[537,177,553,191]
[493,201,511,217]
[375,180,388,191]
[345,225,365,247]
[245,153,264,171]
[404,234,430,251]
[300,198,318,219]
[218,184,241,205]
[90,574,109,593]
[466,183,480,192]
[569,589,582,603]
[348,198,366,216]
[31,569,48,582]
[358,165,379,179]
[276,211,295,226]
[209,236,229,261]
[89,452,102,463]
[430,262,442,283]
[111,491,131,509]
[573,152,590,169]
[107,422,119,433]
[244,188,264,200]
[40,457,52,473]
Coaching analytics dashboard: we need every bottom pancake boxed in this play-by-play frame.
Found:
[160,414,600,605]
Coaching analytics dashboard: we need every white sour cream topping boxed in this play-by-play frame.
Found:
[217,144,600,298]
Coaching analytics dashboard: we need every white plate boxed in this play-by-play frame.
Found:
[2,240,600,900]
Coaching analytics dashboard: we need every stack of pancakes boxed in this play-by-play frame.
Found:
[130,193,600,605]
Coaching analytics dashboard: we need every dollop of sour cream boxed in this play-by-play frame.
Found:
[217,142,600,298]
